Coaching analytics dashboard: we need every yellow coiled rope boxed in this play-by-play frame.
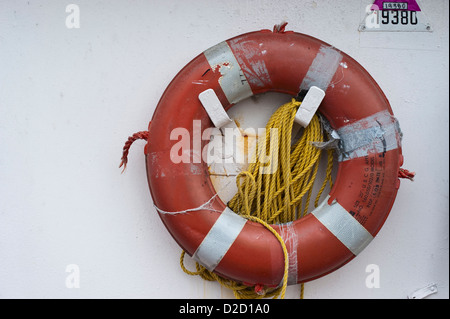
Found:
[180,98,334,299]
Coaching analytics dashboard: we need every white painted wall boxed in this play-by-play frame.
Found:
[0,0,448,299]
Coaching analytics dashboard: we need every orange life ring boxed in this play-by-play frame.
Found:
[143,26,404,287]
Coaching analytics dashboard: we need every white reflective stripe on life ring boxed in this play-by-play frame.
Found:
[312,196,374,256]
[299,45,343,92]
[192,207,247,271]
[203,41,253,105]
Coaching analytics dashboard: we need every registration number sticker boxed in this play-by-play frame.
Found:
[359,1,432,32]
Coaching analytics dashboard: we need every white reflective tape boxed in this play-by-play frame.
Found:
[299,45,343,91]
[199,89,232,128]
[203,41,253,104]
[192,207,247,271]
[312,196,374,256]
[337,110,402,161]
[278,222,298,285]
[294,86,325,127]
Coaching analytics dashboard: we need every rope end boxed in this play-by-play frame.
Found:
[398,168,415,181]
[119,130,149,174]
[273,21,288,33]
[119,159,127,174]
[254,284,266,296]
